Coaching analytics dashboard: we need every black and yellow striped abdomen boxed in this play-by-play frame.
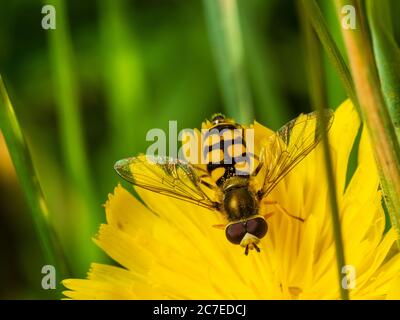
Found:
[203,122,253,187]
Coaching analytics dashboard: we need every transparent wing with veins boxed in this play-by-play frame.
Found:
[114,155,220,210]
[255,110,334,198]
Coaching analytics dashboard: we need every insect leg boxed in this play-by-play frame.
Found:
[192,165,208,174]
[199,178,221,201]
[212,224,226,230]
[196,173,222,207]
[263,212,274,220]
[268,201,304,222]
[200,179,216,189]
[252,160,263,177]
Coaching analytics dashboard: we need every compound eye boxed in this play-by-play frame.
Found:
[225,222,246,245]
[246,217,268,239]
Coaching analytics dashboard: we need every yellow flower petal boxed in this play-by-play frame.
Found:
[64,100,400,299]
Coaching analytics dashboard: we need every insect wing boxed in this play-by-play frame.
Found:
[114,155,218,210]
[256,110,334,197]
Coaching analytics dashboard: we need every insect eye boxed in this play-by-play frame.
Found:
[225,222,246,245]
[246,217,268,239]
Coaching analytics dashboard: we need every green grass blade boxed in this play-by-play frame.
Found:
[321,0,347,107]
[203,0,254,124]
[45,0,101,273]
[99,0,144,157]
[299,3,349,300]
[336,0,400,247]
[239,1,290,129]
[0,75,70,282]
[298,4,328,110]
[301,0,358,109]
[367,0,400,143]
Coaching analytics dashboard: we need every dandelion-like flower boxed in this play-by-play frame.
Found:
[63,101,400,299]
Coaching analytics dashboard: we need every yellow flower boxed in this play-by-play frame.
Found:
[63,100,400,299]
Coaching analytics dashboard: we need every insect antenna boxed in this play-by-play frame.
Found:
[244,245,249,256]
[253,244,261,252]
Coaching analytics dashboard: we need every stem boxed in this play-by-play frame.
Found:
[45,0,101,272]
[203,0,254,124]
[0,75,70,282]
[335,0,400,246]
[299,3,349,300]
[367,0,400,143]
[240,1,290,129]
[99,0,144,156]
[301,0,358,110]
[321,0,347,107]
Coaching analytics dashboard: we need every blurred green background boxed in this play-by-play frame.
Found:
[0,0,349,299]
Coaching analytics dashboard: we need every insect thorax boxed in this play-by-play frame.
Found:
[222,179,258,221]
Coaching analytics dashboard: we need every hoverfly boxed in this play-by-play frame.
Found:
[114,111,334,255]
